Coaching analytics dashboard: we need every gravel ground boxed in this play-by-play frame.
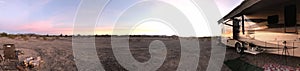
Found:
[224,47,300,70]
[0,36,299,71]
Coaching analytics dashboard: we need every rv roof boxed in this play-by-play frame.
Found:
[218,0,298,23]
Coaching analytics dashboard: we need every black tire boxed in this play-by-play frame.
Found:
[235,43,244,54]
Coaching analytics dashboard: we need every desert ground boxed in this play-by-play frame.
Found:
[0,36,300,71]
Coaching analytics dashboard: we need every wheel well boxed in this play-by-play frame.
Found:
[235,42,241,47]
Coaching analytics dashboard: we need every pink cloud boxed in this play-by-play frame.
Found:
[17,19,73,35]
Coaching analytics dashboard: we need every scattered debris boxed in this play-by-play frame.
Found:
[22,57,33,67]
[263,63,300,71]
[21,56,44,69]
[15,49,25,55]
[1,44,44,71]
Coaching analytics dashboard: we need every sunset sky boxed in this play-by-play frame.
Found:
[0,0,243,36]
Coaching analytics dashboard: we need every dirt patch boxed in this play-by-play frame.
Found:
[0,36,299,71]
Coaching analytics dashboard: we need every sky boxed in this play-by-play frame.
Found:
[0,0,243,36]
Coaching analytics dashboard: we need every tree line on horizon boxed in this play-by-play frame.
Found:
[0,32,179,38]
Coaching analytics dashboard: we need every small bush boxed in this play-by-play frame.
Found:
[7,35,17,39]
[43,37,47,40]
[60,34,63,37]
[36,36,40,39]
[55,37,60,40]
[23,37,29,41]
[0,32,8,37]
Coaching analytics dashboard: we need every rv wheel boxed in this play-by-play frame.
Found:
[235,43,244,54]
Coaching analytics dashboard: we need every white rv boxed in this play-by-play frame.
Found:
[219,0,300,56]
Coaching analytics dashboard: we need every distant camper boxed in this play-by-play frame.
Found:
[3,44,17,60]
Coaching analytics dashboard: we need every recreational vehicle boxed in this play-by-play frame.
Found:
[219,0,300,56]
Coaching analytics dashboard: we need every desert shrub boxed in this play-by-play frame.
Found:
[23,36,29,41]
[0,32,8,37]
[55,36,60,40]
[59,34,63,37]
[19,35,27,40]
[20,35,25,38]
[64,35,69,37]
[36,36,40,39]
[7,35,17,39]
[42,37,47,40]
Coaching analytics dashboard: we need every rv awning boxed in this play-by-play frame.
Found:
[218,0,297,23]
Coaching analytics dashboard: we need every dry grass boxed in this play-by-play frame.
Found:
[7,35,17,39]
